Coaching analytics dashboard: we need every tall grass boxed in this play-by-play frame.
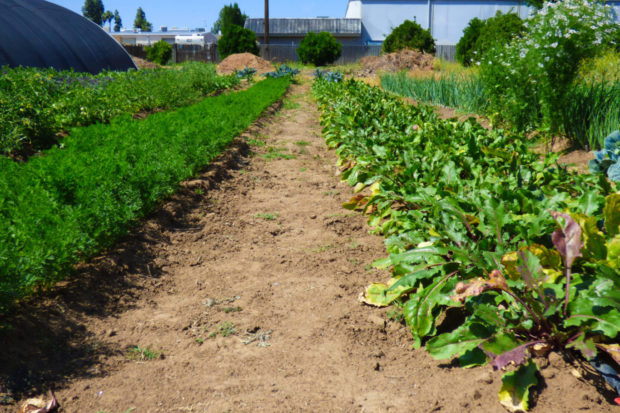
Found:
[381,70,619,150]
[562,81,620,150]
[380,72,489,114]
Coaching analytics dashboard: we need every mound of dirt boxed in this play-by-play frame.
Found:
[131,56,160,70]
[358,48,435,76]
[217,53,274,75]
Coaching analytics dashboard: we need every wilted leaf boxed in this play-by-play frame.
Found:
[604,194,620,238]
[20,390,58,413]
[566,335,597,360]
[597,343,620,368]
[549,211,583,269]
[342,194,369,211]
[498,361,538,412]
[451,270,508,303]
[359,279,408,307]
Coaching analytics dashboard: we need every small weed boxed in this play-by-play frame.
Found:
[348,257,361,265]
[347,238,359,249]
[127,346,162,361]
[295,140,311,146]
[195,337,204,344]
[364,264,374,272]
[208,331,217,338]
[300,167,307,172]
[247,138,266,147]
[387,309,404,323]
[311,244,334,253]
[261,147,297,160]
[254,212,280,221]
[323,190,340,197]
[193,188,204,195]
[219,321,237,337]
[283,99,301,109]
[221,306,242,313]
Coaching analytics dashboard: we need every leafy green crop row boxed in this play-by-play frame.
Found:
[0,77,290,316]
[0,63,239,155]
[313,78,619,410]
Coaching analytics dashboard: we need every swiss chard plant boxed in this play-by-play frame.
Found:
[313,77,619,410]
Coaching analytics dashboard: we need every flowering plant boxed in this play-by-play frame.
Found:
[480,0,618,134]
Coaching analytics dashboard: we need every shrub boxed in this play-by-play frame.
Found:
[382,20,435,54]
[218,24,259,58]
[456,13,525,66]
[480,0,618,136]
[297,32,342,66]
[455,18,485,66]
[145,40,172,65]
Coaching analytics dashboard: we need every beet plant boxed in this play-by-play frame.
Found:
[313,77,619,410]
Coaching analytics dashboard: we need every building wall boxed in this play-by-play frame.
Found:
[360,0,532,45]
[359,0,620,45]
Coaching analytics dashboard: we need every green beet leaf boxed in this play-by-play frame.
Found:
[426,322,494,360]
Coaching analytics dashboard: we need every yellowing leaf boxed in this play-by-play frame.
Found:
[359,278,407,307]
[572,213,607,261]
[502,245,562,281]
[604,193,620,237]
[498,361,538,412]
[607,234,620,269]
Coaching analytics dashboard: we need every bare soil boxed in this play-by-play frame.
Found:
[0,80,615,413]
[218,53,274,75]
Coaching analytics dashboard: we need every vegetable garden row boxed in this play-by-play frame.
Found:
[313,77,619,410]
[0,63,239,155]
[0,75,290,315]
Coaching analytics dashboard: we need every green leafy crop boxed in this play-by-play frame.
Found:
[313,77,619,409]
[0,77,290,315]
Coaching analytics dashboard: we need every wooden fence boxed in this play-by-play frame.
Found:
[122,44,217,64]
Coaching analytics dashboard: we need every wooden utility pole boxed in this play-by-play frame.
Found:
[264,0,269,59]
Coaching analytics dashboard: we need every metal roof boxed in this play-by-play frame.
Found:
[245,18,362,37]
[0,0,136,74]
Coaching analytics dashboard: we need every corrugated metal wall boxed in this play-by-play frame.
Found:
[361,0,533,45]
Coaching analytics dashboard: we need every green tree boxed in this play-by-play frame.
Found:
[102,10,113,30]
[113,10,122,32]
[82,0,104,25]
[133,7,152,32]
[382,20,435,54]
[297,32,342,66]
[211,3,247,34]
[219,25,259,58]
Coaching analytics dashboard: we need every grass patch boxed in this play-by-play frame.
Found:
[261,147,297,160]
[254,212,280,221]
[295,140,311,146]
[127,346,162,361]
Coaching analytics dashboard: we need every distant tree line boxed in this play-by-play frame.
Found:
[82,0,151,32]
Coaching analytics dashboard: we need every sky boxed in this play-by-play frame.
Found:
[46,0,350,32]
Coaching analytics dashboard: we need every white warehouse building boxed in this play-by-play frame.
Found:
[344,0,620,46]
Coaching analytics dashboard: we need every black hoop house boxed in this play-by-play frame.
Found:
[0,0,136,74]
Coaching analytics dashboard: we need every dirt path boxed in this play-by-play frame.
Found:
[1,80,612,413]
